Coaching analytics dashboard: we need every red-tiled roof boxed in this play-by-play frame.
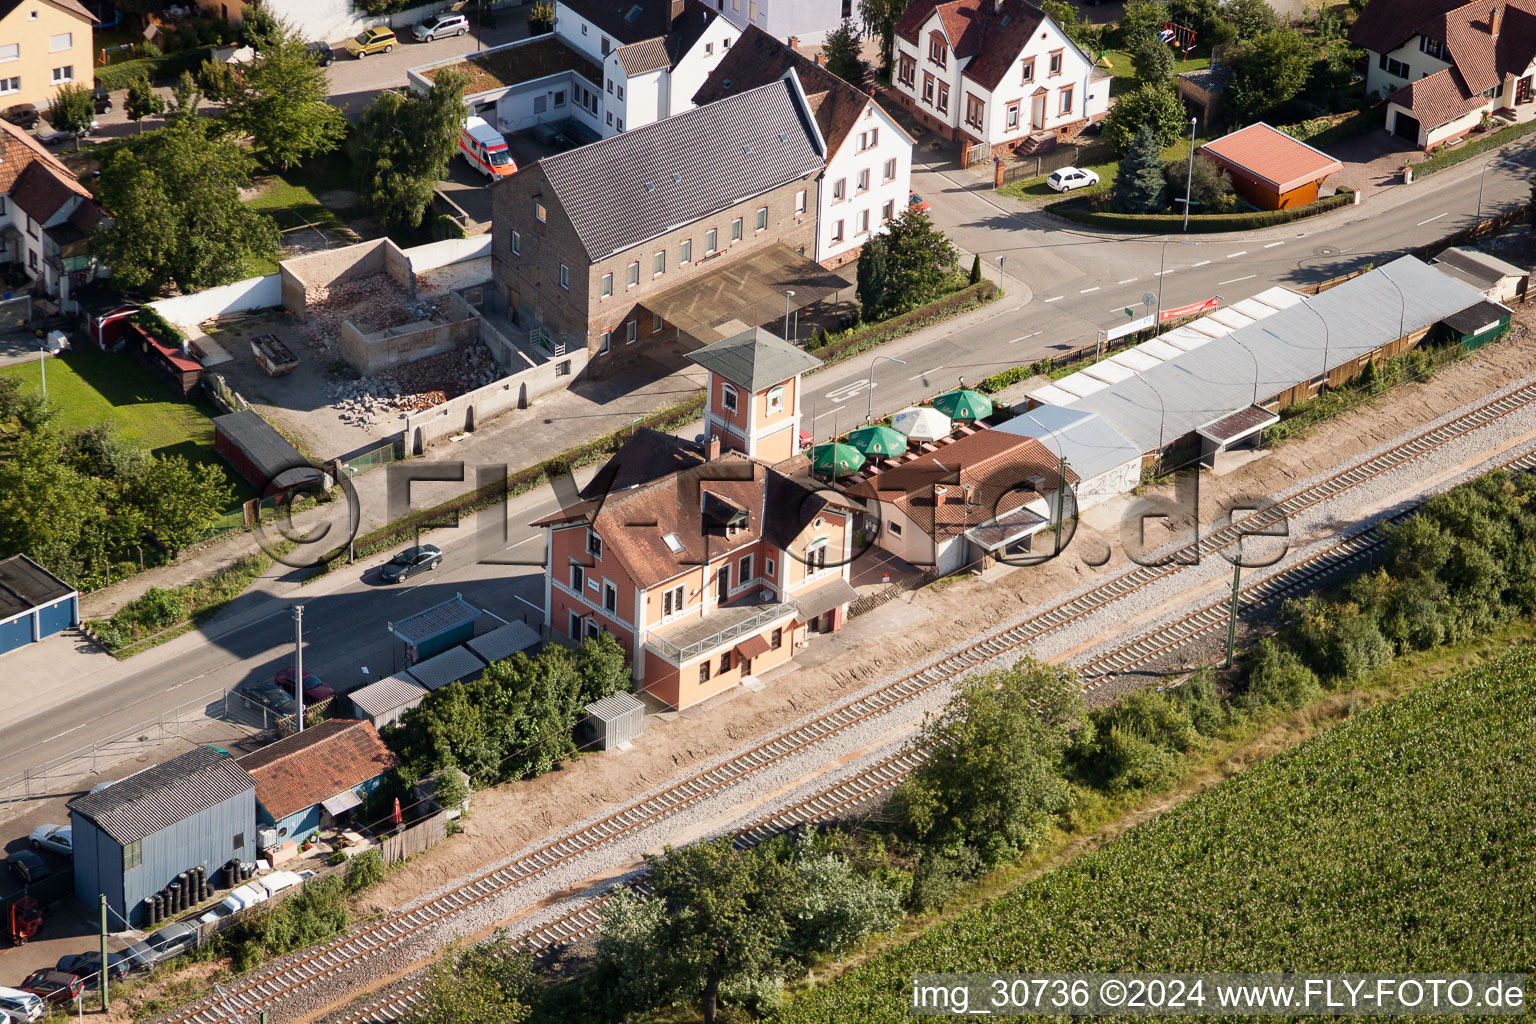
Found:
[1386,67,1486,129]
[1348,0,1466,54]
[9,161,82,222]
[0,117,91,198]
[894,0,1065,92]
[236,719,399,822]
[1197,122,1343,193]
[1351,0,1536,102]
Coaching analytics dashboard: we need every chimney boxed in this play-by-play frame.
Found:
[1491,3,1502,34]
[787,35,799,50]
[706,434,722,460]
[814,52,824,65]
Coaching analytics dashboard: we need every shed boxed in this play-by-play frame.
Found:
[406,645,487,691]
[1177,65,1232,127]
[349,674,430,729]
[213,410,324,497]
[0,554,78,656]
[1197,122,1343,210]
[390,596,480,666]
[466,620,543,665]
[68,747,255,927]
[236,719,399,847]
[1431,247,1528,303]
[1440,299,1513,349]
[577,692,646,751]
[127,321,202,396]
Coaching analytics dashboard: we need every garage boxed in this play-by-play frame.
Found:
[0,555,79,656]
[1394,111,1421,142]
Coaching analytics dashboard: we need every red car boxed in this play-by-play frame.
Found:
[273,668,335,705]
[908,190,930,214]
[21,969,84,1005]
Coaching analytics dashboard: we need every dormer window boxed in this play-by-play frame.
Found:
[1419,36,1443,59]
[928,32,946,67]
[721,382,739,412]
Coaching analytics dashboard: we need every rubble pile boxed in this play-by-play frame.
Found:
[329,341,503,427]
[303,275,447,351]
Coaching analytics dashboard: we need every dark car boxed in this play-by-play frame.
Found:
[274,667,335,704]
[19,970,83,1006]
[7,850,50,884]
[55,950,134,982]
[238,680,296,716]
[141,922,198,967]
[1,103,39,129]
[92,87,112,113]
[379,544,442,583]
[307,40,334,65]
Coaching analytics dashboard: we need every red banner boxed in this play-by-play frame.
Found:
[1160,296,1220,322]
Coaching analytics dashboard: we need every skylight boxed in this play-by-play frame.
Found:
[663,533,685,553]
[625,4,644,22]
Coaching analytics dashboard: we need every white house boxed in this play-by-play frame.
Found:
[714,0,854,46]
[695,25,913,267]
[887,0,1108,161]
[0,118,104,309]
[1349,0,1536,149]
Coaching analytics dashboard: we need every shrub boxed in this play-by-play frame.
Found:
[131,306,188,346]
[908,844,983,913]
[225,875,350,971]
[344,848,386,893]
[1240,638,1322,712]
[1283,597,1394,685]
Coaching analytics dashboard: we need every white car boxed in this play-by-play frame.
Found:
[412,12,468,40]
[1046,166,1101,193]
[28,824,71,858]
[0,988,43,1023]
[257,870,304,898]
[197,882,268,925]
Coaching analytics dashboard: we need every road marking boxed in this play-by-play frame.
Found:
[1154,270,1172,276]
[1044,295,1064,302]
[1193,260,1211,267]
[1416,212,1448,225]
[1219,274,1257,285]
[1227,250,1247,257]
[1009,331,1044,343]
[823,380,869,401]
[908,367,942,380]
[507,534,541,549]
[1263,241,1285,248]
[1080,286,1101,294]
[1118,277,1138,284]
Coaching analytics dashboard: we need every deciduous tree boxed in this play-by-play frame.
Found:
[124,75,165,132]
[48,82,96,151]
[136,455,235,555]
[1224,29,1315,125]
[879,207,958,313]
[1101,82,1185,153]
[821,19,865,86]
[1131,34,1176,85]
[857,0,905,70]
[355,69,468,231]
[1163,153,1235,213]
[1224,0,1278,40]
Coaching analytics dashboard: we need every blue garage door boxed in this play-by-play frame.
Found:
[37,598,75,638]
[0,614,33,655]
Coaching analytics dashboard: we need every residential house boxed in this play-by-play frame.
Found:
[0,117,103,306]
[714,0,857,46]
[695,25,914,267]
[236,719,400,850]
[490,77,823,359]
[1350,0,1536,148]
[847,427,1077,573]
[0,0,94,112]
[887,0,1109,160]
[69,747,256,927]
[534,330,856,709]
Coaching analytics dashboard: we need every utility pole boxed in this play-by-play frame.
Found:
[99,894,109,1012]
[1054,454,1068,554]
[1181,116,1198,232]
[1225,545,1243,670]
[783,290,795,340]
[39,340,47,402]
[293,605,305,732]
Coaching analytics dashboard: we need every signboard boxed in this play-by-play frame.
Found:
[1160,296,1220,322]
[1106,314,1156,342]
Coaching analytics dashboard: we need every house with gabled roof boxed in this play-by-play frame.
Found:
[886,0,1108,160]
[0,116,103,306]
[0,0,96,111]
[1350,0,1536,148]
[695,25,915,267]
[236,719,399,848]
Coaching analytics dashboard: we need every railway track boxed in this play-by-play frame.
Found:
[159,381,1536,1024]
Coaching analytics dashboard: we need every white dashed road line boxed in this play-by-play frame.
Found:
[1220,274,1257,285]
[1009,331,1044,343]
[1193,260,1211,267]
[1417,212,1448,225]
[1045,295,1064,302]
[1263,241,1285,248]
[1080,286,1101,294]
[1118,277,1138,284]
[1227,250,1247,257]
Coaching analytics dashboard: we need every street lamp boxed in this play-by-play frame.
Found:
[1180,116,1198,232]
[783,290,796,341]
[1155,239,1197,337]
[37,336,46,402]
[1230,333,1261,405]
[867,355,906,423]
[1137,371,1168,456]
[1379,266,1408,344]
[1299,297,1331,389]
[1475,157,1516,227]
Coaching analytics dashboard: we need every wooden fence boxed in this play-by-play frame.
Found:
[381,810,450,866]
[997,141,1115,185]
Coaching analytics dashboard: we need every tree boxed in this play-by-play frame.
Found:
[93,112,280,293]
[528,0,554,34]
[821,19,864,86]
[574,630,629,706]
[968,251,981,285]
[1118,0,1171,48]
[856,233,889,315]
[894,658,1083,867]
[135,455,235,555]
[48,82,96,151]
[1224,29,1315,125]
[1224,0,1278,40]
[411,938,537,1024]
[355,70,468,231]
[643,837,794,1024]
[1101,82,1185,153]
[1115,125,1169,212]
[879,207,958,314]
[205,15,347,170]
[1131,35,1176,85]
[124,75,165,133]
[858,0,906,70]
[1041,0,1095,49]
[1163,153,1235,213]
[0,429,105,584]
[167,70,203,121]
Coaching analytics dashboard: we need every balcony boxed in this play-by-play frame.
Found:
[647,595,796,663]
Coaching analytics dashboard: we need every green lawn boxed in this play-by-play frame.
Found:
[1100,49,1211,96]
[243,151,363,278]
[0,347,254,505]
[997,133,1204,202]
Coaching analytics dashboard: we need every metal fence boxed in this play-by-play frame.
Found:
[335,436,404,478]
[848,558,984,618]
[0,688,234,824]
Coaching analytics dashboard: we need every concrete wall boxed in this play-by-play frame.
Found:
[408,236,493,274]
[151,275,283,327]
[281,239,416,315]
[402,344,591,451]
[339,313,478,372]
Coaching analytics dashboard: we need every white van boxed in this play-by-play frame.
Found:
[0,987,45,1023]
[458,116,516,180]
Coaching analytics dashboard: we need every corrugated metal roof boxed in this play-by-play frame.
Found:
[1252,286,1303,310]
[1158,327,1214,352]
[995,405,1142,482]
[584,691,645,721]
[68,747,253,845]
[1053,372,1109,398]
[391,597,480,644]
[214,411,319,491]
[1134,339,1183,361]
[1059,257,1486,454]
[349,675,430,718]
[1081,360,1134,384]
[465,621,543,664]
[407,645,487,691]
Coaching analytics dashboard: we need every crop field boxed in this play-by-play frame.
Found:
[780,646,1536,1022]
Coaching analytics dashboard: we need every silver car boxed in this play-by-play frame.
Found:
[28,824,71,858]
[413,12,468,40]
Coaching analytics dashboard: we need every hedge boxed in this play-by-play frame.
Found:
[1278,109,1377,149]
[1414,117,1536,177]
[806,281,1001,366]
[1046,188,1354,233]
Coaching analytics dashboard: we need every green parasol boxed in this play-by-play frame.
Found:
[932,388,993,421]
[846,424,909,456]
[812,441,864,476]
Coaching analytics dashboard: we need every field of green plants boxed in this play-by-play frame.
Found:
[779,645,1536,1022]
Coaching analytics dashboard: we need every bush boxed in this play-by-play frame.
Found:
[344,848,386,893]
[225,875,350,971]
[908,844,983,913]
[1283,597,1394,685]
[1240,638,1322,712]
[131,306,188,346]
[1414,117,1536,177]
[1050,188,1353,232]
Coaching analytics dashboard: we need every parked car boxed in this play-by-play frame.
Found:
[28,824,71,858]
[273,668,336,705]
[908,190,930,213]
[258,870,305,898]
[1046,166,1100,192]
[1,104,38,129]
[92,87,112,113]
[238,680,296,717]
[307,40,335,65]
[199,881,269,926]
[55,951,132,983]
[0,989,43,1023]
[379,544,442,583]
[17,971,82,1007]
[458,116,516,179]
[345,26,396,57]
[7,851,49,884]
[141,922,198,967]
[413,11,467,40]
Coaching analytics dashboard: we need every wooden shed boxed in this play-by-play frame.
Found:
[1197,122,1343,211]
